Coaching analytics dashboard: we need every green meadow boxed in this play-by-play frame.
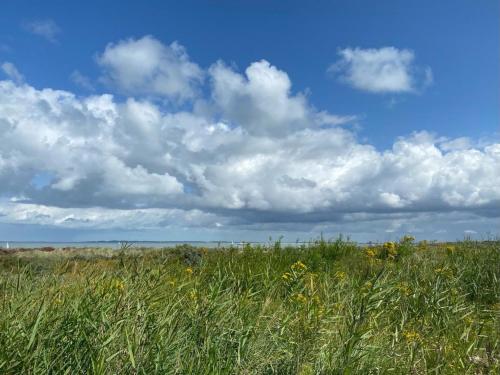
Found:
[0,238,499,374]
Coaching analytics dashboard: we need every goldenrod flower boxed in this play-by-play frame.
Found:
[361,281,373,294]
[434,267,453,278]
[365,249,377,258]
[189,290,197,300]
[463,316,474,325]
[291,261,307,272]
[397,282,412,296]
[333,302,343,311]
[334,271,347,281]
[111,279,125,291]
[402,330,421,344]
[294,293,307,304]
[383,242,396,251]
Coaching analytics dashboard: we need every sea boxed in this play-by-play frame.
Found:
[0,241,312,250]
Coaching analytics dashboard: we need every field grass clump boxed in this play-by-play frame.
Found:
[0,239,499,374]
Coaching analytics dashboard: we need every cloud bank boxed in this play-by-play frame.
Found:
[0,37,497,240]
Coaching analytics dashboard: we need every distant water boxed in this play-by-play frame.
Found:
[0,241,310,249]
[1,241,229,249]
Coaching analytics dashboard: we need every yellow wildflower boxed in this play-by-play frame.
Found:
[388,247,398,259]
[189,290,197,300]
[361,281,373,294]
[463,316,474,325]
[294,293,307,304]
[380,242,398,260]
[298,364,314,375]
[434,267,453,278]
[402,330,422,344]
[333,302,343,311]
[111,279,124,291]
[291,261,307,272]
[397,282,412,296]
[334,271,347,281]
[383,241,396,251]
[365,248,377,258]
[185,267,194,276]
[282,272,292,281]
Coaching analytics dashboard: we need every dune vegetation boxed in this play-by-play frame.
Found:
[0,238,499,374]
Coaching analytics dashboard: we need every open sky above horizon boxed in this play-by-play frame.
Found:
[0,0,498,242]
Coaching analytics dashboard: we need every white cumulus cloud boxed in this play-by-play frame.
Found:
[329,47,432,93]
[210,60,353,136]
[97,36,203,101]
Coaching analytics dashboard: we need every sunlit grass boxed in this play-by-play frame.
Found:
[0,238,498,373]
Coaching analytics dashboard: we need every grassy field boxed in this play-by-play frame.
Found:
[0,238,499,374]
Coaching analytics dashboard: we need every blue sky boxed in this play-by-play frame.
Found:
[0,1,498,242]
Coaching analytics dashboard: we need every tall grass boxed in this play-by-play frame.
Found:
[0,239,498,374]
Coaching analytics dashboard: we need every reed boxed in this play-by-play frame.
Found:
[0,238,498,373]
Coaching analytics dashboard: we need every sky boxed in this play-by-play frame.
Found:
[0,0,498,242]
